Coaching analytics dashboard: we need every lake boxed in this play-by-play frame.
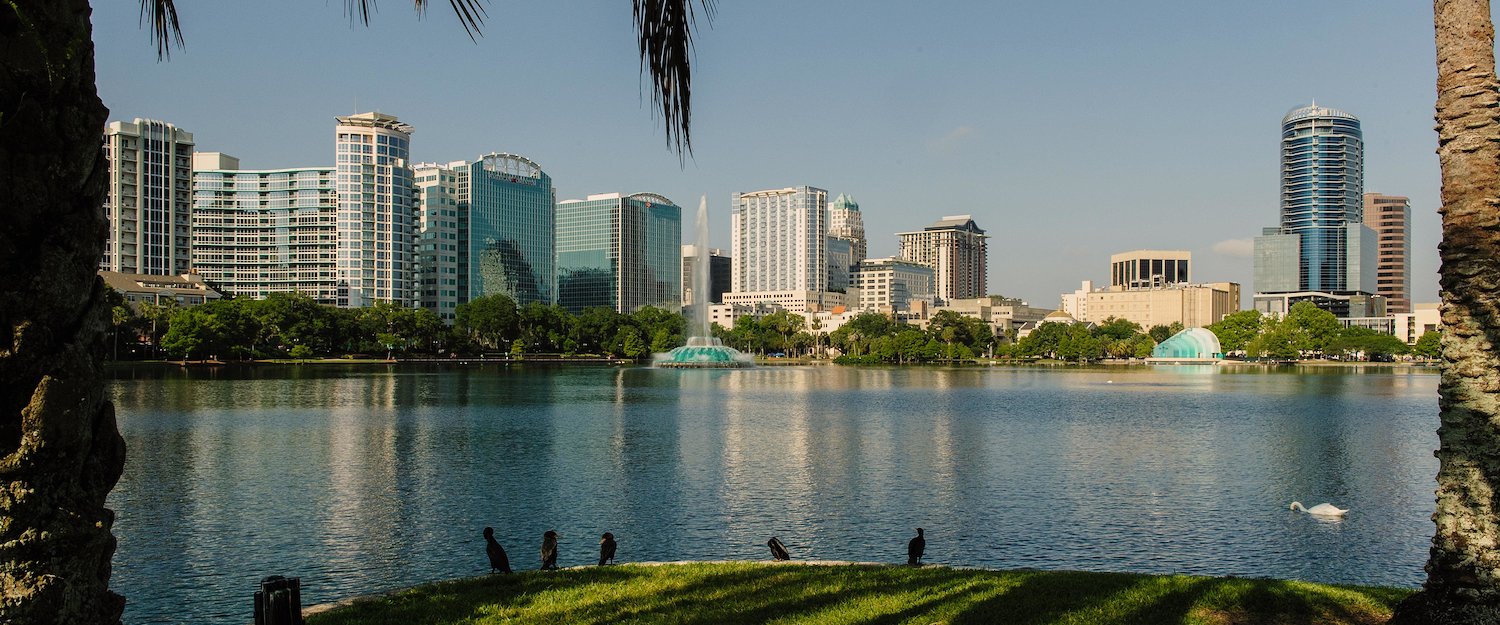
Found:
[105,363,1439,624]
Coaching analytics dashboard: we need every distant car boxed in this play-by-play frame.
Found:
[770,352,786,357]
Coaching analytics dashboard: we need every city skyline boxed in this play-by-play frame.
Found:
[91,2,1443,307]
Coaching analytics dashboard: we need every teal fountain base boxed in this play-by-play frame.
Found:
[653,337,753,368]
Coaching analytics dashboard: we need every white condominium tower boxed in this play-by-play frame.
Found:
[191,153,339,304]
[898,215,989,303]
[102,119,194,275]
[335,112,414,308]
[730,186,828,293]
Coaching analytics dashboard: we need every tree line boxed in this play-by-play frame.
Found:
[107,290,686,361]
[1205,303,1439,361]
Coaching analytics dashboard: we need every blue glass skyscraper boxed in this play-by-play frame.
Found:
[1278,103,1367,292]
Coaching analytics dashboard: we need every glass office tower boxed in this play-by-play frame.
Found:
[556,193,682,313]
[1279,104,1365,292]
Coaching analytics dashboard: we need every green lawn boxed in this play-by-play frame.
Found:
[306,562,1411,625]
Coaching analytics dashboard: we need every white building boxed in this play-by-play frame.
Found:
[1392,302,1441,344]
[853,257,935,313]
[730,186,827,293]
[102,119,195,275]
[1060,280,1094,320]
[335,112,414,308]
[897,215,988,303]
[828,193,867,265]
[191,153,338,304]
[413,161,464,319]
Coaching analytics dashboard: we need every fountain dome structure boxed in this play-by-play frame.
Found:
[654,196,753,368]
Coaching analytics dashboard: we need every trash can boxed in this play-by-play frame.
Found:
[253,575,304,625]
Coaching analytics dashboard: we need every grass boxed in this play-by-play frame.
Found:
[305,562,1412,625]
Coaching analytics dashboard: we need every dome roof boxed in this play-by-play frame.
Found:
[1151,328,1222,359]
[1282,103,1359,124]
[1043,310,1076,321]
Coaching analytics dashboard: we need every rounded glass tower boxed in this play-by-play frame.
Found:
[1280,104,1363,292]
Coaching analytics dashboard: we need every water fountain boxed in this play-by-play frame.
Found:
[654,196,753,368]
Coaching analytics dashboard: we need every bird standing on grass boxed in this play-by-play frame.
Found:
[767,537,791,561]
[483,527,511,574]
[599,532,617,566]
[541,530,559,570]
[907,528,926,566]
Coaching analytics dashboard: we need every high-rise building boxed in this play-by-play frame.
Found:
[102,119,195,275]
[1364,193,1412,313]
[1110,250,1190,289]
[897,215,988,303]
[829,193,867,264]
[729,186,828,293]
[334,112,414,308]
[413,153,556,318]
[191,153,339,303]
[413,161,463,320]
[681,245,731,306]
[827,237,853,293]
[556,192,681,313]
[1257,104,1374,294]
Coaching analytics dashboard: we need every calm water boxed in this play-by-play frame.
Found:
[106,364,1439,624]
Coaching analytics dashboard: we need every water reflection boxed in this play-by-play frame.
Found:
[107,364,1439,625]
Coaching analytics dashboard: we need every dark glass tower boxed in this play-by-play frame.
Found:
[1279,104,1364,292]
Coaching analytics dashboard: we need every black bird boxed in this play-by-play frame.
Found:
[767,536,791,561]
[540,530,559,570]
[599,532,617,566]
[907,528,926,566]
[483,527,511,574]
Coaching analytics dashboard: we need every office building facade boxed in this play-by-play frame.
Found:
[334,112,414,308]
[102,119,195,275]
[897,215,988,303]
[682,245,732,306]
[413,153,556,318]
[853,257,936,312]
[556,192,681,313]
[1364,193,1412,313]
[191,154,339,303]
[1111,250,1189,289]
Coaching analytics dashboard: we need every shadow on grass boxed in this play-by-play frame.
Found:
[307,564,1414,625]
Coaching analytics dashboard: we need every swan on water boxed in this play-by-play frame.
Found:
[1289,501,1348,517]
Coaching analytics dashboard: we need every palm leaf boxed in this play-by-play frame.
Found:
[634,0,714,158]
[140,0,184,60]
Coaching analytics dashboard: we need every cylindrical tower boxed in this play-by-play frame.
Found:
[1280,104,1364,292]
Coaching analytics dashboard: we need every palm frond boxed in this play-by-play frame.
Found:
[139,0,184,60]
[635,0,714,158]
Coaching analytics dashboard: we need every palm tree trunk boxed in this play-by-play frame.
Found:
[0,1,128,623]
[1391,1,1500,622]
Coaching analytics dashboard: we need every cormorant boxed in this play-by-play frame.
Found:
[540,530,559,570]
[599,532,617,566]
[907,528,925,566]
[483,527,511,574]
[767,536,791,561]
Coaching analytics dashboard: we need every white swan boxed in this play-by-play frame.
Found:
[1290,501,1349,517]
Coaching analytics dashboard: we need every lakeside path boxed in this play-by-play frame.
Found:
[305,561,1410,625]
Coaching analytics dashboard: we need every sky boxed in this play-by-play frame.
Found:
[92,1,1452,308]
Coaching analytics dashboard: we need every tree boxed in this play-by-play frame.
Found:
[1391,2,1500,621]
[454,294,520,351]
[1282,302,1341,355]
[1413,330,1442,361]
[1093,317,1143,341]
[1205,310,1264,354]
[0,1,708,620]
[1147,324,1174,344]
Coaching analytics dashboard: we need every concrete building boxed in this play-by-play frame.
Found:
[190,154,338,304]
[1392,302,1441,344]
[932,296,1053,337]
[334,112,414,308]
[556,192,681,313]
[1364,193,1412,313]
[100,270,222,308]
[1060,280,1094,320]
[853,257,936,313]
[1084,282,1241,329]
[828,193,867,265]
[1111,250,1190,289]
[730,186,828,293]
[720,290,855,314]
[681,245,731,307]
[413,153,556,319]
[897,215,988,303]
[102,119,195,275]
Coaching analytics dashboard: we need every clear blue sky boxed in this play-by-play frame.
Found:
[93,1,1450,307]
